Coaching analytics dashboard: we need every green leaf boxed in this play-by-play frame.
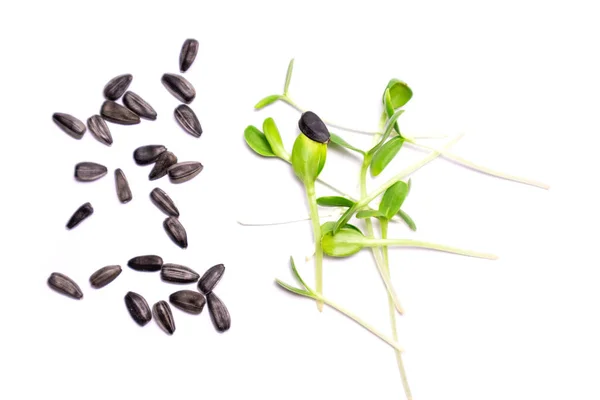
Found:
[291,133,327,185]
[370,136,405,177]
[289,257,312,293]
[344,224,364,234]
[283,58,294,95]
[367,108,404,157]
[244,126,276,157]
[275,279,314,298]
[384,79,413,109]
[263,117,287,158]
[317,196,356,208]
[330,133,365,154]
[321,226,365,257]
[356,210,384,219]
[254,95,282,110]
[379,181,409,220]
[384,88,400,135]
[398,209,416,231]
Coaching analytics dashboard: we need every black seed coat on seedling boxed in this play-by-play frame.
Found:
[298,111,330,143]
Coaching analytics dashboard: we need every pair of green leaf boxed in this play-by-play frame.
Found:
[244,118,290,160]
[355,181,407,220]
[254,59,295,110]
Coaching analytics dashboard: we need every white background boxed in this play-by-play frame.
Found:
[0,1,598,399]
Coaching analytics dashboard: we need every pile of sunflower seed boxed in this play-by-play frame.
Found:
[47,39,230,335]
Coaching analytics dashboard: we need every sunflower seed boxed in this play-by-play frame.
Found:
[168,161,203,184]
[163,217,188,249]
[101,101,140,125]
[149,151,177,180]
[207,292,230,332]
[179,39,199,72]
[125,291,152,326]
[153,301,175,335]
[53,113,86,139]
[161,264,199,283]
[298,111,330,144]
[89,265,122,288]
[66,202,93,229]
[103,74,132,100]
[150,188,179,217]
[127,255,163,272]
[123,91,157,120]
[48,272,83,299]
[161,73,195,104]
[174,105,202,137]
[133,145,167,165]
[75,162,107,182]
[115,169,132,203]
[198,264,225,294]
[169,290,205,314]
[86,115,113,146]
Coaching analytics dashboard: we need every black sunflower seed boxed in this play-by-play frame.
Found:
[169,290,206,314]
[123,91,157,121]
[161,73,195,104]
[179,39,199,72]
[174,104,202,137]
[53,113,86,140]
[48,272,83,299]
[103,74,132,100]
[89,265,122,288]
[75,162,107,182]
[133,145,167,165]
[198,264,225,294]
[163,217,188,249]
[298,111,330,143]
[168,161,203,184]
[150,188,179,217]
[161,264,199,283]
[101,101,140,125]
[125,291,152,326]
[115,168,132,203]
[66,202,93,229]
[207,292,230,332]
[153,301,175,335]
[86,115,113,146]
[149,151,177,181]
[127,255,163,272]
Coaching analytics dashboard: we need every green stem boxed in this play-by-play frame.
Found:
[381,221,413,400]
[360,158,405,314]
[361,237,498,260]
[306,183,324,311]
[405,138,550,190]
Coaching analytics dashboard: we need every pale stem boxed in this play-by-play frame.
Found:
[361,237,498,260]
[306,183,324,312]
[236,211,341,226]
[405,137,550,190]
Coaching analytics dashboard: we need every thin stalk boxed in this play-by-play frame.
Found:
[306,183,324,311]
[360,158,405,314]
[381,221,412,400]
[237,211,341,226]
[404,138,549,190]
[361,237,498,260]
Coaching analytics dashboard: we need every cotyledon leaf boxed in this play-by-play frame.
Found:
[254,95,282,110]
[263,117,287,158]
[283,58,294,95]
[356,209,385,219]
[398,209,417,231]
[244,126,276,157]
[370,136,405,177]
[317,196,356,208]
[379,181,409,220]
[330,133,365,154]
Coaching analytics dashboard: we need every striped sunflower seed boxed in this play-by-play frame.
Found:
[101,101,140,125]
[103,74,132,100]
[123,91,157,121]
[174,104,202,138]
[66,202,93,229]
[161,73,195,104]
[87,115,113,146]
[149,151,177,181]
[163,217,188,249]
[115,168,132,203]
[161,264,199,283]
[150,188,179,217]
[89,265,122,288]
[48,272,83,299]
[153,301,175,335]
[198,264,225,294]
[179,38,199,72]
[168,161,203,184]
[169,290,205,314]
[125,291,152,326]
[53,113,86,140]
[207,292,230,332]
[127,255,163,272]
[133,145,167,165]
[75,162,107,182]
